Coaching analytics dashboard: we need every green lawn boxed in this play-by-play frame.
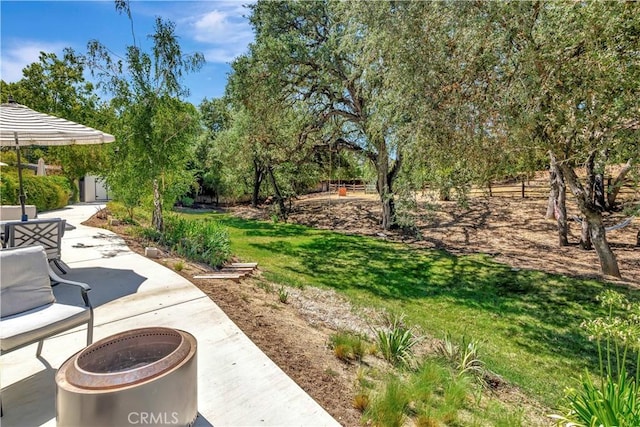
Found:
[185,211,637,407]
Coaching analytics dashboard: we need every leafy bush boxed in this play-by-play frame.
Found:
[180,196,195,207]
[0,172,70,211]
[551,290,640,426]
[155,214,231,268]
[375,313,421,366]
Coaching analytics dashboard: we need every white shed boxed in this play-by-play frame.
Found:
[79,175,110,202]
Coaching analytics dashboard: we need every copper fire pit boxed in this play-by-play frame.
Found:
[56,327,197,426]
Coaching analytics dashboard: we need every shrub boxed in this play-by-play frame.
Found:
[156,214,231,268]
[180,196,195,207]
[551,290,640,426]
[163,215,231,267]
[0,172,70,211]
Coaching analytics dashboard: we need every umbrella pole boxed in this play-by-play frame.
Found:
[14,132,27,221]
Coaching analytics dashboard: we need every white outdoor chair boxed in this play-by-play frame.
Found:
[0,245,94,415]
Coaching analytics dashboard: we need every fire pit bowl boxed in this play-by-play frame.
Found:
[56,327,197,426]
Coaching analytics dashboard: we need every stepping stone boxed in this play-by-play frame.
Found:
[230,262,258,268]
[193,273,242,282]
[219,269,250,277]
[221,266,255,273]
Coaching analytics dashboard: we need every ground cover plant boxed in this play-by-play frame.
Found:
[177,210,640,410]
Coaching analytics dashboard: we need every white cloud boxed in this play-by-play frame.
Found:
[185,3,254,64]
[1,40,68,82]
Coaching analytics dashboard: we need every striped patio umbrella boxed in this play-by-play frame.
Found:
[0,99,115,220]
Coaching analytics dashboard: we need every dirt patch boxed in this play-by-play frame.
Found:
[84,192,639,426]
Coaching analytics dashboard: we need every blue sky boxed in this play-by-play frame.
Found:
[0,1,255,106]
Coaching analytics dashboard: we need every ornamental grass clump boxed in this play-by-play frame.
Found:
[329,331,367,362]
[551,290,640,426]
[435,333,486,386]
[375,313,422,367]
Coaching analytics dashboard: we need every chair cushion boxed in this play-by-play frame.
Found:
[0,246,55,318]
[0,302,90,351]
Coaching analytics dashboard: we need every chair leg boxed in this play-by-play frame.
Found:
[36,340,44,357]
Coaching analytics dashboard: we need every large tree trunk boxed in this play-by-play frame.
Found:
[545,166,557,219]
[559,162,621,278]
[549,152,569,246]
[252,158,265,208]
[267,165,287,220]
[580,217,592,250]
[377,166,396,230]
[586,210,619,277]
[152,178,164,232]
[374,143,401,231]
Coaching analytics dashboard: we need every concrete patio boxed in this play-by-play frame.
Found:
[0,203,339,427]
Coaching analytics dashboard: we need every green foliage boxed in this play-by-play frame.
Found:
[328,331,367,362]
[364,376,410,427]
[180,196,195,208]
[375,313,421,367]
[0,171,70,211]
[551,290,640,426]
[435,333,486,385]
[137,213,231,268]
[160,214,231,268]
[277,286,289,304]
[364,358,492,427]
[86,4,205,231]
[363,356,522,427]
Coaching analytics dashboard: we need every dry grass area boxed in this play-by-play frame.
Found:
[88,191,638,426]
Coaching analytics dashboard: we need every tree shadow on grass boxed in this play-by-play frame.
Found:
[249,229,638,388]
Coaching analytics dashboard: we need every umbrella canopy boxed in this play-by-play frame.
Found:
[0,102,115,146]
[0,100,115,220]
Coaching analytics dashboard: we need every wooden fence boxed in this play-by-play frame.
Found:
[322,179,637,200]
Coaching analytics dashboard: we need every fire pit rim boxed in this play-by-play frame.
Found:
[62,326,195,390]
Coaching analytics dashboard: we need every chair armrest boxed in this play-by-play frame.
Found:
[48,265,92,307]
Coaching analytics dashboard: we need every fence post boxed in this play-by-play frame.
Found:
[521,178,525,198]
